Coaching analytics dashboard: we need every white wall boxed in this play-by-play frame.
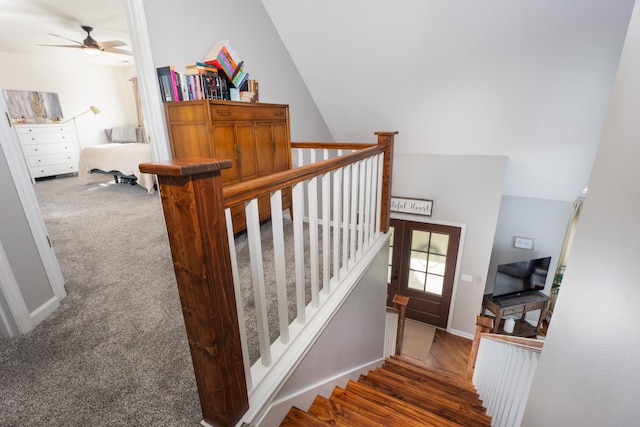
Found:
[262,0,634,203]
[391,154,507,336]
[486,196,573,295]
[257,245,388,426]
[523,2,640,425]
[141,0,333,147]
[0,51,139,148]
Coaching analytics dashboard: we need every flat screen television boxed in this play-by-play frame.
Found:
[492,256,551,299]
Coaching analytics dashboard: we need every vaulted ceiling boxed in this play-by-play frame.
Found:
[1,0,636,202]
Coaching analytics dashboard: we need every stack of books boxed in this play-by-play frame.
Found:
[156,40,257,103]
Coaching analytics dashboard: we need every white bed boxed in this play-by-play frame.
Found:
[78,127,156,194]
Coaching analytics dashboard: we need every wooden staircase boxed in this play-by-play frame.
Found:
[281,355,491,426]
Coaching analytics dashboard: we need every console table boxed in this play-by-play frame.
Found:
[481,292,550,337]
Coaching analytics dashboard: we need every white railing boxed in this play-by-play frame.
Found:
[227,147,388,422]
[473,335,543,427]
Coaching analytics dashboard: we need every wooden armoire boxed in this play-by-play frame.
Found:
[163,100,292,233]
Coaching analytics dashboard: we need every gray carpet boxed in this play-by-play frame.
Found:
[0,174,318,426]
[0,176,202,426]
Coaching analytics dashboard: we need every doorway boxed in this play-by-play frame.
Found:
[387,219,461,328]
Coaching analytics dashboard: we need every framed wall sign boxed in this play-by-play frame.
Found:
[390,196,433,216]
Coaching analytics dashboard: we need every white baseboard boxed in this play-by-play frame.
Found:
[448,327,474,340]
[30,296,60,327]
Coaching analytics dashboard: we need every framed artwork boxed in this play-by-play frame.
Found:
[3,90,64,123]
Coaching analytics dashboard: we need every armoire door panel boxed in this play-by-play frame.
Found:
[212,124,239,183]
[235,124,258,180]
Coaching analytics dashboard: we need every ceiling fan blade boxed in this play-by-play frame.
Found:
[38,44,84,49]
[102,47,133,56]
[47,33,83,46]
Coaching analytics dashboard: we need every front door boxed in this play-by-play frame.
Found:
[387,219,461,328]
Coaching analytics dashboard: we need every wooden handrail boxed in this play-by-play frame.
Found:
[223,144,383,206]
[479,333,544,351]
[291,141,377,150]
[223,131,397,233]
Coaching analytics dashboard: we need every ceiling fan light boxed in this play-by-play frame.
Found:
[83,46,101,55]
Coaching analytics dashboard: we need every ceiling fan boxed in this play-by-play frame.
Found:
[41,25,132,56]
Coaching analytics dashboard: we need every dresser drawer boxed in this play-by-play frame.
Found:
[20,131,73,144]
[24,142,75,156]
[502,305,525,316]
[31,162,78,178]
[524,301,547,311]
[28,153,77,167]
[209,104,287,122]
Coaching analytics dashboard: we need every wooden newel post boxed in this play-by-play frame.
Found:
[375,131,397,234]
[139,158,248,427]
[392,294,409,355]
[466,315,494,380]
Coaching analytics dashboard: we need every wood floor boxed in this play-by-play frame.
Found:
[422,329,472,377]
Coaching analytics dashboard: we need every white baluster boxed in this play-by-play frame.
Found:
[342,165,351,273]
[308,175,320,307]
[332,167,343,283]
[375,154,383,233]
[350,161,359,263]
[270,190,289,344]
[245,198,271,366]
[292,182,306,324]
[225,208,252,390]
[322,171,331,294]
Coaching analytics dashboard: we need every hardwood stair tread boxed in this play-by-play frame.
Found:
[281,406,329,426]
[361,371,491,426]
[388,354,478,393]
[381,361,479,399]
[374,367,486,411]
[330,386,432,427]
[345,380,464,427]
[308,395,384,426]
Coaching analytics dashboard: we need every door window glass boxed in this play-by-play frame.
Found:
[407,230,449,296]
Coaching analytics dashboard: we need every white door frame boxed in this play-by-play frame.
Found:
[124,0,172,163]
[0,95,66,336]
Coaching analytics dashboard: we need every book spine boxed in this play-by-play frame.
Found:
[221,46,237,70]
[187,75,196,100]
[223,42,242,67]
[169,67,180,102]
[217,53,235,80]
[195,75,202,100]
[156,66,173,101]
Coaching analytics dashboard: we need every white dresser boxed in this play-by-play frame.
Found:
[16,124,79,180]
